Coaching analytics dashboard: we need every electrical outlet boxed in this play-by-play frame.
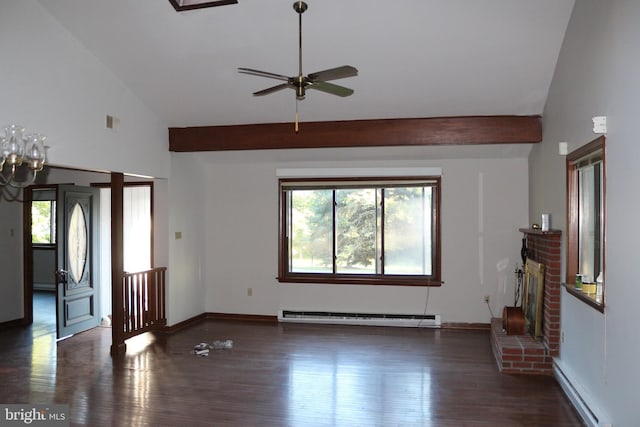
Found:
[247,288,253,297]
[561,330,565,343]
[484,295,490,303]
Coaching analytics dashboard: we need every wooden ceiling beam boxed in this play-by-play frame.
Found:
[168,115,541,152]
[168,0,237,12]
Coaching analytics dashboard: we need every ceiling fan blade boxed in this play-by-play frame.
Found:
[308,81,354,97]
[252,83,291,96]
[307,65,358,82]
[238,68,290,81]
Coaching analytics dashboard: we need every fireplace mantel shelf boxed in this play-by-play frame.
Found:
[519,228,562,236]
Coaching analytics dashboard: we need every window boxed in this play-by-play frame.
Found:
[98,182,153,272]
[566,136,605,310]
[31,195,56,245]
[278,177,441,286]
[123,185,152,272]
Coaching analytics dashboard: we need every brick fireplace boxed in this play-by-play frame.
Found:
[491,228,562,375]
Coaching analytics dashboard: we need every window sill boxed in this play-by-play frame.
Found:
[32,244,56,249]
[563,283,604,312]
[278,274,443,287]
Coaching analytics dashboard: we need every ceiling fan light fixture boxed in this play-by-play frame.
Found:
[238,1,358,130]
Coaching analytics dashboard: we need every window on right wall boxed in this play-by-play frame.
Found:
[566,135,605,311]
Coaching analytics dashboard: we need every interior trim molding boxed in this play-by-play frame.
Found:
[160,313,208,333]
[276,167,443,178]
[160,313,490,331]
[160,313,277,334]
[0,318,25,330]
[169,115,542,152]
[205,313,278,323]
[441,322,491,330]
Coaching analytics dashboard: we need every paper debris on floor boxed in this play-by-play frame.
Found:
[192,340,233,356]
[193,342,210,356]
[212,340,233,349]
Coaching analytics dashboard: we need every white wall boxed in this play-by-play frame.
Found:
[33,248,56,290]
[0,1,170,324]
[0,1,169,178]
[186,146,529,325]
[167,154,207,324]
[531,0,640,424]
[0,201,23,322]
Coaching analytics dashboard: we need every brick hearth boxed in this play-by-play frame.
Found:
[491,228,562,375]
[491,318,552,374]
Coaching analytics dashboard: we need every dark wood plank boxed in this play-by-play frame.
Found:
[0,320,583,426]
[110,172,126,355]
[169,115,542,152]
[21,187,34,326]
[167,0,238,12]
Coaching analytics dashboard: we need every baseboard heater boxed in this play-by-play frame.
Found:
[553,360,611,427]
[278,310,441,328]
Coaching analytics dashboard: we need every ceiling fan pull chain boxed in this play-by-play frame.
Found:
[295,99,299,133]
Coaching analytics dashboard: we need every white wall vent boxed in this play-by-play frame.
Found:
[278,310,441,328]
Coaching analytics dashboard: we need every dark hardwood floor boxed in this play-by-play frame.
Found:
[0,319,583,426]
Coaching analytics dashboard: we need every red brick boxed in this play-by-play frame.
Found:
[546,288,560,296]
[513,362,533,369]
[523,355,546,362]
[502,354,523,362]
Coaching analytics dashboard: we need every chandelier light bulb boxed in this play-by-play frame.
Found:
[3,125,26,166]
[0,124,49,191]
[25,133,47,171]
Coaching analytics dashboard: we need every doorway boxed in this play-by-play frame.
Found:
[30,187,57,336]
[25,184,101,339]
[24,176,154,340]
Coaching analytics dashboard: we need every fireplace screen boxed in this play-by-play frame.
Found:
[523,258,545,339]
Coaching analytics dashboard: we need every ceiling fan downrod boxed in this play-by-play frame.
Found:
[295,2,307,100]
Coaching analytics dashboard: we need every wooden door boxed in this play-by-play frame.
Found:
[56,185,100,339]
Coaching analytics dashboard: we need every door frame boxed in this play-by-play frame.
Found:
[22,184,58,326]
[23,183,103,335]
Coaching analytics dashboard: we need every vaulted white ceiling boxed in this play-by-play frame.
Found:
[37,0,575,128]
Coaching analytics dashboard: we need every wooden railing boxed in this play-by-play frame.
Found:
[122,267,167,340]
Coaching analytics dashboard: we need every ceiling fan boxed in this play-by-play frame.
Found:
[238,1,358,130]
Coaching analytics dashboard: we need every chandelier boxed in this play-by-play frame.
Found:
[0,124,47,189]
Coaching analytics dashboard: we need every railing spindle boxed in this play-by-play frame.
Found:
[121,267,167,340]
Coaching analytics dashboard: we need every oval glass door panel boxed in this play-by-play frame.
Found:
[68,202,88,284]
